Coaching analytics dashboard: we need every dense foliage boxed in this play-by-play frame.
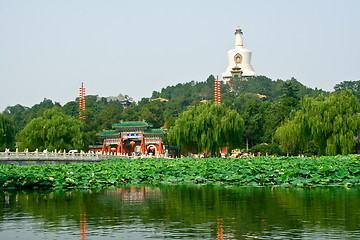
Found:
[3,98,60,133]
[1,155,360,189]
[17,107,85,151]
[334,80,360,102]
[0,114,15,151]
[168,103,243,155]
[276,91,360,155]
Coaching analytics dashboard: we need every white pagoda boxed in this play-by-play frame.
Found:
[222,26,256,81]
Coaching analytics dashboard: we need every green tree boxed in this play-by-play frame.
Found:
[334,80,360,101]
[3,99,60,134]
[138,100,165,128]
[97,104,123,130]
[17,107,85,151]
[262,81,301,144]
[25,98,61,122]
[0,114,16,150]
[121,104,140,121]
[275,91,360,155]
[168,103,244,156]
[80,108,100,147]
[280,81,300,107]
[3,104,29,133]
[241,99,265,150]
[62,101,78,117]
[261,102,284,143]
[274,119,301,156]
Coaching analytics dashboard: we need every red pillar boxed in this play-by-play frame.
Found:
[101,142,106,154]
[116,140,121,154]
[142,135,146,154]
[140,135,144,154]
[120,135,124,154]
[159,139,163,154]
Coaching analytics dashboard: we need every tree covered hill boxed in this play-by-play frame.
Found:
[1,76,359,155]
[151,75,324,103]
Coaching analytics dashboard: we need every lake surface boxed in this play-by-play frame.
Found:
[0,185,360,239]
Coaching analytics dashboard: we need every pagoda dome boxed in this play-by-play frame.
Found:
[222,27,256,80]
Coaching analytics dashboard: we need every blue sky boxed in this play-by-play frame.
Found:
[1,0,359,111]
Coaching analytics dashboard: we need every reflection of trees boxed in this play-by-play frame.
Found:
[0,187,167,232]
[158,185,360,238]
[0,186,360,239]
[274,187,360,231]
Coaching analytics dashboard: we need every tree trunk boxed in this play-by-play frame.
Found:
[286,146,289,157]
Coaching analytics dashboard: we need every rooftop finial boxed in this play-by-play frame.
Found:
[235,26,243,35]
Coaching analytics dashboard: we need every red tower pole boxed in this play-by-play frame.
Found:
[217,76,221,104]
[214,77,218,103]
[82,86,86,119]
[79,82,86,120]
[82,87,86,111]
[79,85,83,118]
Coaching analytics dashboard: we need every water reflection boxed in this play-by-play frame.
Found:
[80,207,86,240]
[217,217,223,240]
[0,185,360,239]
[104,186,162,203]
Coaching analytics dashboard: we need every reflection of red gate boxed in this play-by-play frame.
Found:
[217,217,223,240]
[118,187,146,201]
[80,207,86,240]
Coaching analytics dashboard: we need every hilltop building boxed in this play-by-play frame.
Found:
[96,121,166,155]
[97,94,135,108]
[151,97,169,102]
[222,26,256,82]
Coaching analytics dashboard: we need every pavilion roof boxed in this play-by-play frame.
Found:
[112,121,153,128]
[143,128,167,135]
[96,130,118,137]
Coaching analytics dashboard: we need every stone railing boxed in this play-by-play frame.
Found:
[0,150,129,159]
[0,149,131,165]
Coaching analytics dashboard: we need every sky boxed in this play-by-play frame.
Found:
[1,0,360,112]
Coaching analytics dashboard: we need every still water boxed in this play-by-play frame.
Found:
[0,185,360,239]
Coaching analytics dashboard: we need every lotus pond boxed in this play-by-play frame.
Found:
[1,155,360,189]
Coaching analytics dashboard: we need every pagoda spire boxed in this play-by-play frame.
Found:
[235,26,243,47]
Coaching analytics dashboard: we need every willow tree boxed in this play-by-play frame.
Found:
[168,102,244,156]
[17,107,85,151]
[274,119,301,156]
[276,90,360,155]
[0,114,15,150]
